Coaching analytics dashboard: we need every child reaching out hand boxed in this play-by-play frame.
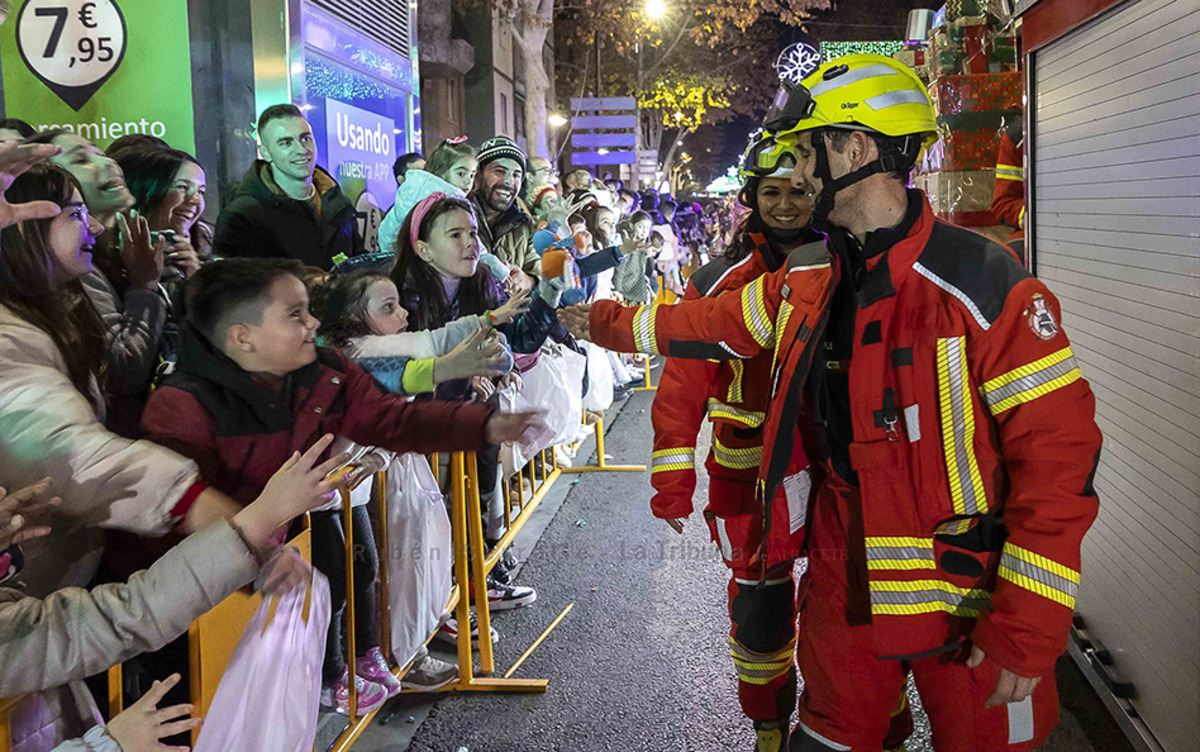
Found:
[306,270,531,708]
[316,270,529,395]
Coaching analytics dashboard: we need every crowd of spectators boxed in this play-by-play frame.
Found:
[0,106,711,749]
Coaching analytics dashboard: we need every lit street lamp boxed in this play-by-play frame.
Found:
[548,113,568,127]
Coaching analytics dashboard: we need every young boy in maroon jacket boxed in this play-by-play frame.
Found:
[139,257,534,510]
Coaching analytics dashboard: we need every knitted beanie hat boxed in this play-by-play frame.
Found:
[477,135,527,172]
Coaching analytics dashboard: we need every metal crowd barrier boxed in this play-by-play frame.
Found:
[0,400,647,751]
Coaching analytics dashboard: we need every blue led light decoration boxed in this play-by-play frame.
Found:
[774,42,823,85]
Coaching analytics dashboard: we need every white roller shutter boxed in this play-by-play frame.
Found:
[1030,1,1200,751]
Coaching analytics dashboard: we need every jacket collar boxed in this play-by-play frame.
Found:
[175,323,329,425]
[235,161,352,218]
[834,190,934,308]
[470,192,531,242]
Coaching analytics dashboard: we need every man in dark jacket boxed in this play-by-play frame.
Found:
[214,104,362,269]
[469,136,541,289]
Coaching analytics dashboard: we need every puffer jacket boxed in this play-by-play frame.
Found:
[79,270,167,437]
[378,170,466,256]
[470,193,541,279]
[1,521,258,752]
[0,303,200,597]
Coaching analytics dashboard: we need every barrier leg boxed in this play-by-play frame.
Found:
[429,452,548,693]
[450,453,475,685]
[107,663,123,715]
[375,471,393,666]
[342,487,358,718]
[633,353,657,392]
[465,455,495,675]
[560,416,646,474]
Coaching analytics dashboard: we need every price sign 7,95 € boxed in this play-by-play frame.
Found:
[15,0,127,111]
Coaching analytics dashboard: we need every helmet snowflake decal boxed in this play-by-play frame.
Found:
[774,42,822,85]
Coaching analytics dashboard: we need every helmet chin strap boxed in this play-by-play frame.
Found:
[809,130,917,231]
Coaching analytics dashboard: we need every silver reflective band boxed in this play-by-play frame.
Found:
[1008,695,1035,744]
[808,64,899,97]
[915,262,991,330]
[983,355,1079,409]
[866,89,930,110]
[799,722,853,752]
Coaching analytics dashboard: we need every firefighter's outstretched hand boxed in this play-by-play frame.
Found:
[664,518,684,535]
[967,644,1042,707]
[557,304,592,341]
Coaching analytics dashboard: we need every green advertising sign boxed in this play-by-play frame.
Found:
[0,0,195,153]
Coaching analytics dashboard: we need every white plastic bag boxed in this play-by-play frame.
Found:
[581,342,615,412]
[387,453,453,668]
[193,572,331,752]
[499,344,585,476]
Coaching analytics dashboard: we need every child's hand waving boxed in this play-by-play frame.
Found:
[487,288,531,326]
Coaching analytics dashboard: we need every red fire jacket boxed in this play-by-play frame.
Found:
[651,233,799,521]
[991,119,1025,245]
[588,194,1101,677]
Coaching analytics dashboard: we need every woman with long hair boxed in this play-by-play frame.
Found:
[0,163,244,597]
[25,128,170,435]
[115,146,209,279]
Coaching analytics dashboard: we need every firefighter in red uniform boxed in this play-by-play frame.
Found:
[561,54,1102,752]
[991,119,1025,263]
[651,133,821,752]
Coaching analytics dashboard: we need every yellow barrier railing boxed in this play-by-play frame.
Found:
[1,412,625,750]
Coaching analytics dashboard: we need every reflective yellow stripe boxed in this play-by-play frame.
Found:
[713,437,762,470]
[866,536,933,549]
[936,337,988,516]
[996,163,1023,181]
[774,299,794,366]
[632,304,661,355]
[651,447,695,474]
[731,655,793,671]
[865,536,935,571]
[998,542,1079,608]
[870,578,992,618]
[981,346,1082,415]
[727,360,745,402]
[707,398,765,428]
[730,636,795,666]
[740,277,774,348]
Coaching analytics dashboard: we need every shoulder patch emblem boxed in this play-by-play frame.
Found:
[1025,294,1059,341]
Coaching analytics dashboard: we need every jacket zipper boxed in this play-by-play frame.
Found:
[758,299,833,587]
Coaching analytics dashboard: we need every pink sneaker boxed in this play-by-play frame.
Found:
[320,668,388,716]
[356,647,402,698]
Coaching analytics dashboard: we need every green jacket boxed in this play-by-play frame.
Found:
[470,193,541,279]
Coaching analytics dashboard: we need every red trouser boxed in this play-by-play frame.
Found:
[705,475,803,726]
[793,484,1059,752]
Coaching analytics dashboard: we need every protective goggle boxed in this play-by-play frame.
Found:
[742,134,801,178]
[762,80,817,134]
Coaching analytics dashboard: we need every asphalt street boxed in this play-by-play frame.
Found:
[354,387,1135,752]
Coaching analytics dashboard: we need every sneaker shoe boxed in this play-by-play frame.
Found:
[433,611,500,649]
[320,668,388,716]
[356,646,402,698]
[489,545,520,585]
[401,652,459,691]
[485,575,537,611]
